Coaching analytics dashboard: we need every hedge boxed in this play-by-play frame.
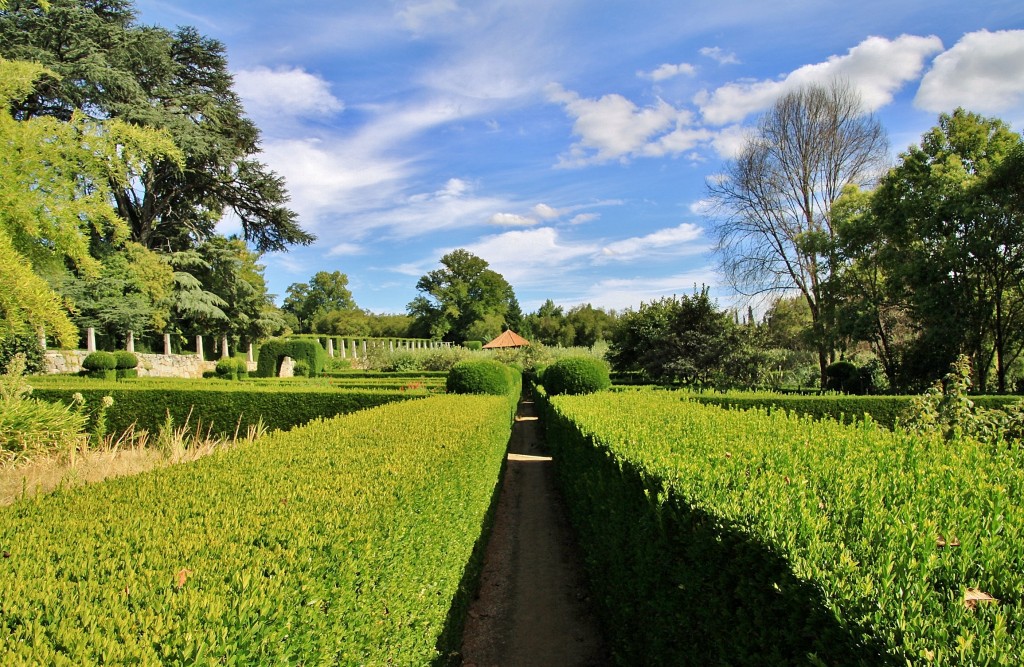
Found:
[0,394,513,664]
[539,388,1024,665]
[688,392,1024,429]
[446,359,519,397]
[31,382,421,437]
[541,356,610,396]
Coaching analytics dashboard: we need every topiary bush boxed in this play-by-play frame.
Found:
[542,356,611,396]
[463,340,483,351]
[283,339,327,377]
[113,351,138,370]
[255,339,286,377]
[825,360,861,394]
[446,359,514,396]
[293,360,310,377]
[82,351,117,379]
[215,357,237,379]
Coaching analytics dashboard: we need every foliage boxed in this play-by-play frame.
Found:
[523,299,575,347]
[408,249,519,343]
[824,360,861,394]
[81,352,117,372]
[861,109,1024,394]
[113,351,138,370]
[607,288,744,387]
[0,56,180,346]
[214,357,247,380]
[539,389,1024,665]
[0,0,313,255]
[283,271,356,333]
[0,394,511,663]
[708,81,889,385]
[541,356,611,395]
[463,340,483,351]
[446,359,518,396]
[0,333,44,375]
[292,359,310,377]
[254,339,285,378]
[0,355,87,464]
[31,379,422,438]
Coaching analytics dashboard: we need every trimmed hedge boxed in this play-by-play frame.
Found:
[0,394,513,664]
[81,351,117,371]
[255,339,328,377]
[446,359,517,396]
[113,351,138,370]
[689,393,1024,429]
[31,383,422,437]
[539,389,1024,665]
[542,356,611,396]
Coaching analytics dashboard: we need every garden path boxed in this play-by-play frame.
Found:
[459,394,610,667]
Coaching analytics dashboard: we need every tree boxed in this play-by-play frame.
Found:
[566,304,618,347]
[0,56,179,346]
[283,271,357,333]
[407,249,518,343]
[607,288,743,387]
[524,300,575,347]
[707,80,888,385]
[0,0,313,254]
[867,109,1024,393]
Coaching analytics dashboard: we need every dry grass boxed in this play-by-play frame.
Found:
[0,412,266,507]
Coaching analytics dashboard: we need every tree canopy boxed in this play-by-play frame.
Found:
[407,249,519,343]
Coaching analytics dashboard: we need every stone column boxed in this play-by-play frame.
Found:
[350,339,357,360]
[326,338,335,357]
[38,331,47,351]
[87,327,96,352]
[126,330,135,353]
[340,340,347,359]
[247,343,254,363]
[361,339,367,357]
[221,335,230,358]
[163,333,172,355]
[196,335,204,359]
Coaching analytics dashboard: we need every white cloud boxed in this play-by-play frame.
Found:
[569,213,598,225]
[396,0,460,34]
[547,83,712,166]
[234,67,344,124]
[600,223,706,261]
[916,30,1024,116]
[640,62,697,81]
[533,203,562,219]
[489,212,537,226]
[569,270,723,312]
[700,46,739,65]
[456,227,600,286]
[327,243,363,256]
[710,124,753,158]
[696,34,944,125]
[688,198,715,216]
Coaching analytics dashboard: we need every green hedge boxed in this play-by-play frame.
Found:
[539,389,1024,665]
[31,382,421,437]
[446,359,518,397]
[689,393,1023,429]
[542,356,611,395]
[0,394,513,664]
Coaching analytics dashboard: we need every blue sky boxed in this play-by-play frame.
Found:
[134,0,1024,315]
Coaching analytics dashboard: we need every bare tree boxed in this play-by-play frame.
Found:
[707,80,888,385]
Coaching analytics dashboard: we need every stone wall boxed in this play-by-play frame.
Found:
[44,350,220,379]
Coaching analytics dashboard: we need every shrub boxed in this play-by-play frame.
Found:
[234,357,249,379]
[447,359,514,396]
[215,357,237,379]
[255,339,286,377]
[542,356,611,396]
[824,360,861,394]
[113,351,138,370]
[81,351,117,372]
[463,340,483,351]
[0,355,87,463]
[285,339,327,377]
[0,333,45,375]
[292,360,310,377]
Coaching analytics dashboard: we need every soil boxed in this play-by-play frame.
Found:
[460,396,611,667]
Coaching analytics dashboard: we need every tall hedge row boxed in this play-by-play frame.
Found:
[255,339,328,377]
[0,394,513,664]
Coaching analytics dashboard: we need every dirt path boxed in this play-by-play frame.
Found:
[460,396,610,667]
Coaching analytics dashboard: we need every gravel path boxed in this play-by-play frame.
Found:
[459,396,610,667]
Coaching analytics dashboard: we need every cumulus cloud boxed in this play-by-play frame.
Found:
[640,62,697,81]
[234,66,344,124]
[569,213,599,225]
[458,227,600,286]
[533,203,562,219]
[547,83,712,166]
[569,270,723,312]
[700,47,739,65]
[695,34,944,125]
[916,30,1024,116]
[600,223,706,260]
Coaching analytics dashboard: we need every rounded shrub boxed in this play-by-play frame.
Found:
[215,357,237,378]
[293,360,310,377]
[234,357,249,379]
[462,340,483,351]
[446,359,513,395]
[113,351,138,370]
[542,356,611,396]
[82,351,117,371]
[825,360,861,394]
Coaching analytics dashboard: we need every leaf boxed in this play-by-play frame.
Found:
[963,587,997,610]
[174,568,193,590]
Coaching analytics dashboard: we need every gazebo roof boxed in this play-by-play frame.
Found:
[482,330,530,349]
